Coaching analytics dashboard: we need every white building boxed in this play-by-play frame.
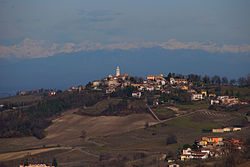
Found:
[146,86,154,91]
[183,148,192,155]
[20,165,54,167]
[233,127,241,131]
[217,96,229,102]
[170,78,188,85]
[191,94,203,101]
[168,164,180,167]
[132,92,142,98]
[190,153,208,160]
[211,99,219,105]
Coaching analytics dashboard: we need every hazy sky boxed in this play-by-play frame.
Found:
[1,0,250,45]
[0,0,250,95]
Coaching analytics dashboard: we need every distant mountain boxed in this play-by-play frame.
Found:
[0,47,249,97]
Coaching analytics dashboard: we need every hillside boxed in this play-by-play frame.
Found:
[1,105,249,167]
[0,80,249,167]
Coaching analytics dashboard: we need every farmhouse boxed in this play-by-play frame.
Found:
[191,93,203,101]
[168,163,180,167]
[132,92,142,98]
[147,74,164,80]
[146,86,154,91]
[233,127,241,131]
[20,165,54,167]
[202,136,223,145]
[211,96,239,106]
[181,148,208,161]
[210,99,219,105]
[170,78,188,85]
[223,127,231,132]
[212,129,224,133]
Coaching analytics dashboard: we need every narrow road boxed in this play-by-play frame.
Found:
[146,104,161,122]
[147,104,203,123]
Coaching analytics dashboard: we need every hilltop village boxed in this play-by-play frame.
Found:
[0,67,249,167]
[60,66,248,107]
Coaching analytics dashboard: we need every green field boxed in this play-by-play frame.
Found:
[155,106,176,119]
[166,114,221,131]
[175,101,210,111]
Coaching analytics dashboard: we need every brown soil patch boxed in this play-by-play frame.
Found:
[43,109,157,145]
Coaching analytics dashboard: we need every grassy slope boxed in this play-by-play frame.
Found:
[175,101,210,111]
[155,106,176,120]
[76,98,121,115]
[166,114,221,130]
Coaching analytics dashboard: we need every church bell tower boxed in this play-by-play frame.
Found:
[116,66,120,76]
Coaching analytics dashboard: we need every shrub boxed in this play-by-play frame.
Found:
[166,134,177,145]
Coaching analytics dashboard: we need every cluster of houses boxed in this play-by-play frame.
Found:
[65,85,86,92]
[15,67,249,108]
[20,165,54,167]
[93,67,195,99]
[85,67,250,107]
[210,95,248,106]
[212,127,241,133]
[131,74,168,97]
[104,67,131,93]
[181,136,242,161]
[89,67,168,94]
[17,89,46,96]
[17,89,58,97]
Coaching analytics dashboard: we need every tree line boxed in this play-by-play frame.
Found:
[166,73,250,86]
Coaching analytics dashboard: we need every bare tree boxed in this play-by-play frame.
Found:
[222,77,228,86]
[212,75,221,85]
[203,75,210,84]
[230,79,236,86]
[238,77,247,87]
[187,74,201,83]
[247,74,250,86]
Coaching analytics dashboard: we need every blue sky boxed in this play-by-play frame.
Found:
[0,0,249,96]
[1,0,250,45]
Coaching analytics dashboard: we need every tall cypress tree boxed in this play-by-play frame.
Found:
[52,157,57,167]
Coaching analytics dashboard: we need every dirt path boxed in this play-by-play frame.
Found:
[147,105,201,123]
[146,104,161,121]
[0,147,71,162]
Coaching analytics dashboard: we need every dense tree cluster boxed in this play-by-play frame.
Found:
[0,91,104,138]
[168,73,250,87]
[166,134,177,145]
[101,99,149,116]
[159,89,192,104]
[110,86,138,98]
